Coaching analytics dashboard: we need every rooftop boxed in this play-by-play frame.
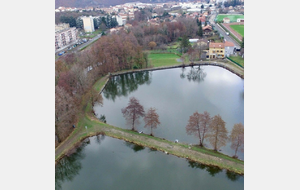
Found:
[209,43,224,48]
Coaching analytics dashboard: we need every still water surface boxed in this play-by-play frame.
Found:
[55,136,244,190]
[94,66,244,159]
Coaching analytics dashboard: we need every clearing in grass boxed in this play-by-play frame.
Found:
[149,53,181,67]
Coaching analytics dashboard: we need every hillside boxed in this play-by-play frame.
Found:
[55,0,177,8]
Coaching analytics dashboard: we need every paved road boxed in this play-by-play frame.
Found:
[209,13,241,49]
[55,33,102,58]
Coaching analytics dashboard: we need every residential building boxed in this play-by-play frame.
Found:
[55,23,78,50]
[82,16,95,33]
[202,25,213,36]
[224,41,235,57]
[208,42,225,59]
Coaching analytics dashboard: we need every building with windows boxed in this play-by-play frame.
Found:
[55,23,78,50]
[208,42,225,59]
[82,16,95,32]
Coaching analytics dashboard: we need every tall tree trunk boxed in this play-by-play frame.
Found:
[198,126,202,147]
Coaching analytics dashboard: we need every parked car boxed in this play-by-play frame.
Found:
[58,51,64,56]
[226,32,229,36]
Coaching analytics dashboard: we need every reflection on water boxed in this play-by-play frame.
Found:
[55,140,89,190]
[103,71,152,102]
[56,136,244,190]
[125,141,145,152]
[180,66,207,82]
[187,160,222,176]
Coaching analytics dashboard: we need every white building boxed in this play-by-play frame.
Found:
[82,16,95,33]
[114,15,124,26]
[55,23,78,50]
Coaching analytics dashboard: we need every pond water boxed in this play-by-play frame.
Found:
[94,66,244,159]
[55,136,244,190]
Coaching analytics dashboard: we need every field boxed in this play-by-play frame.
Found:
[215,14,244,23]
[230,25,244,37]
[229,55,244,67]
[148,53,181,67]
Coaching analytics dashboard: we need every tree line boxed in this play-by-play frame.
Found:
[186,111,244,158]
[121,97,243,158]
[55,31,147,146]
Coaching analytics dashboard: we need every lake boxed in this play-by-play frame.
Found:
[55,136,244,190]
[94,66,244,159]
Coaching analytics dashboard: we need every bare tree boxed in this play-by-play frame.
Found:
[144,107,161,136]
[186,111,211,146]
[121,97,145,131]
[229,123,244,158]
[55,86,77,143]
[206,114,228,151]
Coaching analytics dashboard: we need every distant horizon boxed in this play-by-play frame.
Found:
[55,0,208,9]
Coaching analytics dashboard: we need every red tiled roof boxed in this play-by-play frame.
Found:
[202,25,212,30]
[224,41,235,47]
[209,43,224,48]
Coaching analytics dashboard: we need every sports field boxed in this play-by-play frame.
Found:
[230,25,244,37]
[215,14,244,22]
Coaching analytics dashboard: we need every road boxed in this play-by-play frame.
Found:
[55,33,102,57]
[209,12,241,49]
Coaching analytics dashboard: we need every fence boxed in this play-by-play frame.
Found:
[226,56,244,69]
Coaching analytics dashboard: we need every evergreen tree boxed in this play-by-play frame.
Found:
[241,37,244,49]
[76,17,83,29]
[198,22,203,38]
[180,35,190,53]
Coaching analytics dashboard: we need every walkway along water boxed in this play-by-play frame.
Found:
[55,61,244,174]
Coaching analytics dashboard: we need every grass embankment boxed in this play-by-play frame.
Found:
[55,56,244,174]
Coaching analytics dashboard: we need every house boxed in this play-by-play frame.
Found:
[224,41,235,57]
[208,43,225,59]
[223,17,230,23]
[202,25,213,36]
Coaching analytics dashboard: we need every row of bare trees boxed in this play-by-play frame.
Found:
[129,17,199,49]
[186,111,244,158]
[121,97,160,136]
[55,31,146,146]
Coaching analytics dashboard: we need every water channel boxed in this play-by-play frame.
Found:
[56,66,244,189]
[56,136,244,190]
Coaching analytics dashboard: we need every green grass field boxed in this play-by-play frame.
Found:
[215,14,244,23]
[149,53,181,67]
[230,25,244,37]
[229,55,244,67]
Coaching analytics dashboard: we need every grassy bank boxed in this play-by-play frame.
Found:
[148,53,181,67]
[228,55,244,67]
[55,59,244,174]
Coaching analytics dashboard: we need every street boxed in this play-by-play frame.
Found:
[209,12,241,49]
[55,33,102,57]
